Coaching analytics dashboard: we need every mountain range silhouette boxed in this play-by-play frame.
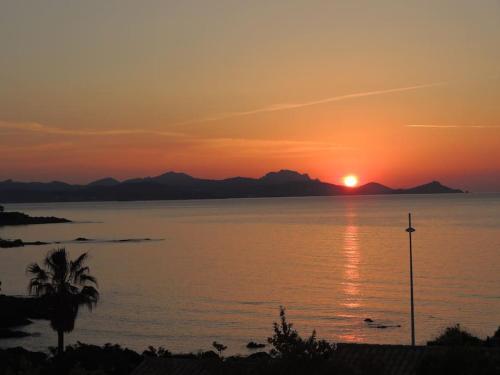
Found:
[0,170,463,203]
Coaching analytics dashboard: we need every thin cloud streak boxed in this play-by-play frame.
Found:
[0,142,74,153]
[407,124,500,129]
[173,81,447,126]
[0,121,186,137]
[199,137,356,155]
[0,121,353,156]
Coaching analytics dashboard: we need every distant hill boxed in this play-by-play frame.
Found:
[0,170,463,203]
[348,182,394,195]
[393,181,463,194]
[259,170,312,184]
[88,177,120,187]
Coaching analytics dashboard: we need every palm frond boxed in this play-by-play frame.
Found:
[72,266,91,285]
[26,263,49,281]
[45,248,69,283]
[79,274,98,287]
[68,284,80,294]
[79,286,100,310]
[70,253,89,276]
[28,279,55,296]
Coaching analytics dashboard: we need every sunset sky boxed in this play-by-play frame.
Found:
[1,1,499,191]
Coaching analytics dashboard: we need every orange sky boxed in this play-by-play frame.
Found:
[0,1,499,191]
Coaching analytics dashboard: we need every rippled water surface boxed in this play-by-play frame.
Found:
[1,194,499,354]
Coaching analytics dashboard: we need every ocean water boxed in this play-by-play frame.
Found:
[0,194,499,354]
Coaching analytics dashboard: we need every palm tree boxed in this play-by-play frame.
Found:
[27,248,99,356]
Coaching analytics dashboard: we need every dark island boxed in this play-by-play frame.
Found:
[0,170,463,203]
[0,238,49,248]
[0,236,160,249]
[0,208,71,226]
[0,205,71,247]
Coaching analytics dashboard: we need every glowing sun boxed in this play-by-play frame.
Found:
[343,175,359,187]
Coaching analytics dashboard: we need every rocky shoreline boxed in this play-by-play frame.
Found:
[0,237,162,248]
[0,205,71,248]
[0,238,50,248]
[0,210,71,226]
[0,295,50,338]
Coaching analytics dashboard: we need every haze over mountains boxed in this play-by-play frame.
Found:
[0,170,463,203]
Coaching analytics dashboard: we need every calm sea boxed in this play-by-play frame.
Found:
[0,194,499,354]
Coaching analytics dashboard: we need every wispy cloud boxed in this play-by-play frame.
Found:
[173,81,447,126]
[197,137,354,157]
[0,121,352,157]
[407,124,500,129]
[0,142,74,153]
[0,121,185,137]
[1,81,445,136]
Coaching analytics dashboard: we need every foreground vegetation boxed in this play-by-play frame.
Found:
[1,248,499,374]
[1,311,499,375]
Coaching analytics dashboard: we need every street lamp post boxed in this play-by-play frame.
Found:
[406,213,416,347]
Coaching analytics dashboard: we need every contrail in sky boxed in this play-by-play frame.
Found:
[173,81,447,126]
[0,81,447,133]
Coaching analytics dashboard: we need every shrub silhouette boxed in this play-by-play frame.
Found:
[143,346,172,358]
[268,306,335,359]
[212,341,227,358]
[49,342,141,375]
[428,324,484,346]
[486,326,500,347]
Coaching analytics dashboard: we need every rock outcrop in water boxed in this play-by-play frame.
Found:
[0,210,71,226]
[0,237,161,248]
[0,207,71,247]
[0,238,49,248]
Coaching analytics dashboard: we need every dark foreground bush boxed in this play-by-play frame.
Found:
[0,343,141,375]
[142,345,172,358]
[268,306,335,360]
[486,326,500,347]
[0,347,47,375]
[48,342,142,375]
[427,324,484,346]
[417,347,500,375]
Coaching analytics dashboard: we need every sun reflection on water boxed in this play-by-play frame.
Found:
[337,219,364,342]
[341,223,361,309]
